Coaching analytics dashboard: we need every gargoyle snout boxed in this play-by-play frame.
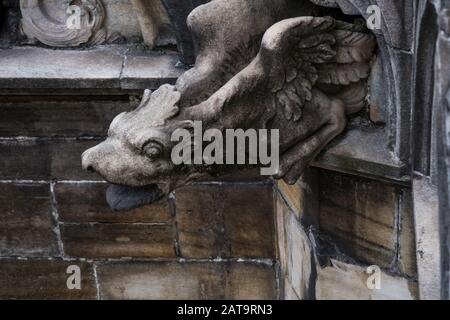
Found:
[81,146,98,173]
[82,142,113,174]
[82,141,149,187]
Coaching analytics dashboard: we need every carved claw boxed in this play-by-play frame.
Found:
[276,97,347,185]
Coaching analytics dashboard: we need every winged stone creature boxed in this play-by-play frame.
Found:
[82,0,376,210]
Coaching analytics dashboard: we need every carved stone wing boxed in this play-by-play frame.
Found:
[259,16,376,121]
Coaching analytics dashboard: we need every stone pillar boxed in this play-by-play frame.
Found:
[433,0,450,300]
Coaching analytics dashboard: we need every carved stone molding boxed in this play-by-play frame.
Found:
[20,0,107,47]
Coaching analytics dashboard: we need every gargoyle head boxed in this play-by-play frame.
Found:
[82,85,201,205]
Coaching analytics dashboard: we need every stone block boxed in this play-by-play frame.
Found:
[284,277,301,300]
[277,179,304,217]
[0,183,59,257]
[55,183,172,224]
[275,195,288,274]
[398,190,418,278]
[97,261,276,300]
[0,47,181,93]
[0,259,97,299]
[226,263,278,300]
[276,168,319,223]
[0,96,132,137]
[312,127,409,182]
[175,184,275,259]
[275,194,314,300]
[412,176,441,300]
[284,210,313,300]
[316,259,418,300]
[61,223,175,258]
[318,170,398,269]
[0,139,102,180]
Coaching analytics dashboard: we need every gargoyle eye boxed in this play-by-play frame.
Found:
[142,141,163,159]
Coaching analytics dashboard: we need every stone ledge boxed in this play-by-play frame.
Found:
[313,127,410,184]
[0,46,183,93]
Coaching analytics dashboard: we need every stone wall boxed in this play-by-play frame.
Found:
[0,87,278,300]
[275,170,419,300]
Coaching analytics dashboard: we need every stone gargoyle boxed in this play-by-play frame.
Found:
[82,0,376,210]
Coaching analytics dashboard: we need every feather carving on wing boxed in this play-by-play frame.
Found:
[259,16,376,121]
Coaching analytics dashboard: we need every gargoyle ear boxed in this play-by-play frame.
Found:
[135,89,153,111]
[151,84,182,109]
[144,84,182,124]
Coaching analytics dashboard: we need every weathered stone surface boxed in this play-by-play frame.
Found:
[0,183,58,257]
[368,58,388,125]
[286,213,313,300]
[398,190,418,278]
[8,0,175,48]
[0,139,102,180]
[0,47,123,89]
[276,195,289,274]
[413,176,441,300]
[175,184,275,259]
[61,223,175,258]
[313,127,409,183]
[0,97,132,137]
[198,168,269,182]
[161,0,211,65]
[128,0,175,48]
[277,180,304,217]
[276,168,319,224]
[97,262,276,299]
[225,262,278,300]
[0,3,20,48]
[103,0,142,41]
[0,47,181,92]
[0,259,97,300]
[313,1,416,175]
[316,0,414,50]
[120,51,182,90]
[318,170,398,269]
[434,1,450,299]
[55,183,172,224]
[284,277,301,300]
[20,0,107,47]
[275,195,314,300]
[316,259,418,300]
